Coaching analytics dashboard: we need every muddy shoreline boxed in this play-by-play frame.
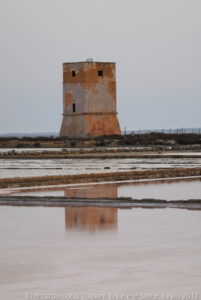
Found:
[1,151,201,159]
[1,195,201,210]
[1,167,201,189]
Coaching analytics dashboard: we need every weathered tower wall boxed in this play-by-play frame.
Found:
[60,61,121,137]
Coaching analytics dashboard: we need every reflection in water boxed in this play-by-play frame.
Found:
[64,183,117,198]
[65,207,117,231]
[1,205,201,298]
[65,184,118,231]
[5,176,201,198]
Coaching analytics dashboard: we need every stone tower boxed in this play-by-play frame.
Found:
[60,60,121,137]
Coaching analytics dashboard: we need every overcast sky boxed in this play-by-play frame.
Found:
[0,0,201,133]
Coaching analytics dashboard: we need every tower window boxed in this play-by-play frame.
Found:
[72,70,76,77]
[72,103,76,112]
[98,70,103,76]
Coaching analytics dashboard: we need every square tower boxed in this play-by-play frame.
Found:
[60,60,121,137]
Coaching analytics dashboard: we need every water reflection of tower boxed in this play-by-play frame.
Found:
[65,184,118,231]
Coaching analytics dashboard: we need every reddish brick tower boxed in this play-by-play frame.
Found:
[60,60,121,137]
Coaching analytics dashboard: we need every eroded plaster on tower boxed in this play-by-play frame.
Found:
[60,61,121,137]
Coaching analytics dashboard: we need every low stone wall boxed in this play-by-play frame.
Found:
[0,167,201,189]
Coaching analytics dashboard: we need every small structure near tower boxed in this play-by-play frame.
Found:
[60,59,121,137]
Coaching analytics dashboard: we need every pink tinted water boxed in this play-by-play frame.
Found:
[13,177,201,200]
[0,206,201,299]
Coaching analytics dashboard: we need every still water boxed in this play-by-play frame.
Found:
[11,177,201,200]
[0,205,201,299]
[1,157,201,178]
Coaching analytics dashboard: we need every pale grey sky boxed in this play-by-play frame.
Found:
[0,0,201,133]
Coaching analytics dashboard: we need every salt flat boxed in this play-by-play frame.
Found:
[0,205,201,299]
[1,157,201,179]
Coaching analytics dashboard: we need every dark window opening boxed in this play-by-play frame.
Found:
[98,70,103,76]
[72,70,76,77]
[72,103,76,112]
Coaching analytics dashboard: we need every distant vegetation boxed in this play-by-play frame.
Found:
[0,132,201,148]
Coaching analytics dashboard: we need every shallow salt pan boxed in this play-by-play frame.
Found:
[0,157,201,179]
[8,177,201,201]
[0,205,201,299]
